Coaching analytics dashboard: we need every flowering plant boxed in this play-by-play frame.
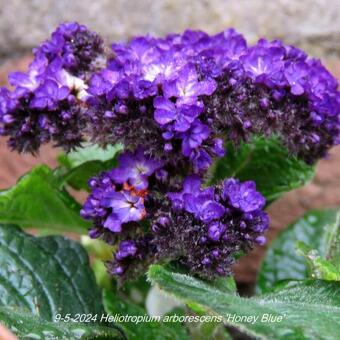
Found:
[0,22,339,339]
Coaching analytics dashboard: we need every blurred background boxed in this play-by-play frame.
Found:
[0,0,339,290]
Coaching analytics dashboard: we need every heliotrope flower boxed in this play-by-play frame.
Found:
[0,22,104,153]
[34,21,104,75]
[153,96,203,132]
[3,23,338,163]
[162,64,216,104]
[222,178,266,213]
[206,39,340,163]
[107,236,155,277]
[101,190,146,233]
[81,148,161,238]
[110,148,163,190]
[2,22,340,282]
[102,174,269,280]
[150,176,269,278]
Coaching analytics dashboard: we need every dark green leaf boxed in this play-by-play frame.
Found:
[0,224,103,320]
[186,277,235,340]
[58,144,123,191]
[209,136,315,201]
[122,275,151,307]
[0,165,89,233]
[148,265,340,340]
[0,306,124,340]
[103,290,189,340]
[257,209,339,293]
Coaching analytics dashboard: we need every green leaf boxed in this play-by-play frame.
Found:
[186,277,235,340]
[187,276,236,316]
[122,275,151,307]
[209,136,315,201]
[296,241,340,281]
[0,224,103,320]
[257,209,339,293]
[324,212,340,267]
[148,264,340,340]
[103,290,189,340]
[0,306,124,340]
[0,165,89,233]
[59,144,123,168]
[210,276,237,293]
[58,144,123,191]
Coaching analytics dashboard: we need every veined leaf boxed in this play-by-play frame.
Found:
[209,136,315,202]
[0,165,89,233]
[0,306,124,340]
[0,224,103,320]
[148,264,340,340]
[58,143,123,191]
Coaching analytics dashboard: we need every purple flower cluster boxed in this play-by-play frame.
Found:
[0,22,103,153]
[82,149,268,280]
[81,149,163,278]
[35,22,104,75]
[2,22,340,281]
[85,31,235,172]
[1,23,339,162]
[207,39,340,163]
[83,28,340,167]
[150,176,268,278]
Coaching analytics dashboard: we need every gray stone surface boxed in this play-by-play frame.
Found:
[0,0,340,58]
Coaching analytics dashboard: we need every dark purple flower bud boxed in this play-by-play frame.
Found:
[310,112,323,125]
[88,228,102,239]
[260,98,269,109]
[164,143,173,152]
[2,115,15,124]
[116,240,138,260]
[157,216,170,227]
[104,110,116,118]
[255,236,266,245]
[199,236,208,244]
[155,169,168,183]
[201,257,211,265]
[113,266,124,276]
[208,222,226,241]
[212,250,220,258]
[88,178,97,188]
[239,220,247,229]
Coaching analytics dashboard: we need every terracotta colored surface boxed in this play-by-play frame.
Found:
[1,56,339,284]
